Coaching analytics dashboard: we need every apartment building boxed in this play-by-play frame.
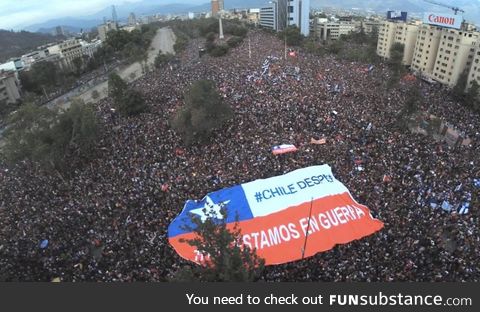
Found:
[377,21,398,58]
[47,39,84,70]
[377,21,418,65]
[467,47,480,88]
[260,5,278,31]
[411,25,443,76]
[0,70,21,104]
[431,28,477,87]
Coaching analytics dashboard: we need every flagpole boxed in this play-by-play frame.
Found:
[301,197,314,260]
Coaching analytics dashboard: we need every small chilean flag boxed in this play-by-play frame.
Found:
[272,144,298,155]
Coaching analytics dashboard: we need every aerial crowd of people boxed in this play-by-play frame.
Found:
[0,29,478,282]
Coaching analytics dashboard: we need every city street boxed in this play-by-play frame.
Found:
[47,27,176,109]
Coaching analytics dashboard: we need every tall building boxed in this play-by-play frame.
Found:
[377,21,419,66]
[260,0,310,36]
[98,21,118,41]
[467,47,480,88]
[411,24,442,74]
[260,5,278,31]
[276,0,288,31]
[55,26,65,36]
[212,0,220,16]
[300,0,310,37]
[378,11,479,88]
[47,39,84,70]
[128,12,137,25]
[0,70,21,104]
[218,0,224,11]
[430,28,477,87]
[317,21,358,41]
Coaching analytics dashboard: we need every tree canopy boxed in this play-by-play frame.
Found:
[172,209,265,282]
[279,26,303,46]
[19,61,59,94]
[108,73,147,116]
[1,99,99,170]
[172,80,233,144]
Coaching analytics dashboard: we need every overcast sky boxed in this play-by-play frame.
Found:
[0,0,203,30]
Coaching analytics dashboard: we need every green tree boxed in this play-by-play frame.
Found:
[108,72,127,99]
[19,61,58,94]
[108,73,146,116]
[279,26,303,46]
[209,44,229,57]
[172,209,265,282]
[226,36,243,48]
[465,80,480,111]
[403,85,421,116]
[55,99,99,158]
[326,40,344,54]
[154,52,174,68]
[173,32,189,54]
[117,89,147,116]
[91,89,100,99]
[1,100,99,170]
[397,85,421,128]
[389,43,405,72]
[72,56,83,76]
[452,71,469,101]
[172,80,233,144]
[224,24,248,38]
[1,103,56,167]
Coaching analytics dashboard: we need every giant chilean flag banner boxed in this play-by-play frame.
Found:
[168,165,384,265]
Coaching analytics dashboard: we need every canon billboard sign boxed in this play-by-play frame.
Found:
[423,12,462,29]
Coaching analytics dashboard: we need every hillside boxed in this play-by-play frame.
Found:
[0,30,62,63]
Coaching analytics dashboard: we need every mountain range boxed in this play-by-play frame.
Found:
[23,0,270,33]
[18,0,480,33]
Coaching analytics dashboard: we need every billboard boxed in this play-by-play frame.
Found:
[168,165,384,265]
[387,11,408,22]
[423,12,462,29]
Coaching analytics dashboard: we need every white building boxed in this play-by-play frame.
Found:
[0,58,24,73]
[80,39,102,58]
[0,70,21,104]
[47,39,84,70]
[317,21,358,41]
[260,5,278,31]
[287,0,310,36]
[98,21,118,41]
[377,21,418,65]
[128,12,137,25]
